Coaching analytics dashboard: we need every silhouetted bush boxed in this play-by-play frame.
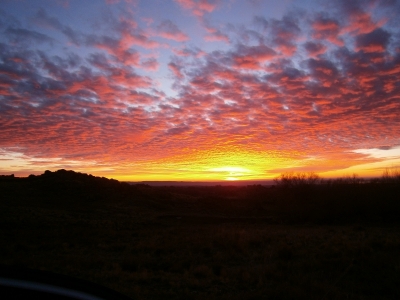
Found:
[274,172,321,188]
[381,168,400,184]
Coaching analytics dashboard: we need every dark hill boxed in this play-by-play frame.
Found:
[0,170,136,209]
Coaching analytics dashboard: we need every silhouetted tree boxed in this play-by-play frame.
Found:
[274,172,321,188]
[381,168,400,184]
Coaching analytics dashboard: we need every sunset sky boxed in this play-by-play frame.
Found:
[1,0,400,181]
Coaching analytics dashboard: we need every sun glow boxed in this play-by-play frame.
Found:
[208,166,252,181]
[208,166,251,173]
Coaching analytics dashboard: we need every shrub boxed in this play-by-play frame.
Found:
[274,172,321,188]
[381,168,400,184]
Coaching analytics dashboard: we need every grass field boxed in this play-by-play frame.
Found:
[1,170,400,299]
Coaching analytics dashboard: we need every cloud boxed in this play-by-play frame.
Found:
[156,20,189,41]
[32,8,63,30]
[353,146,400,159]
[311,14,342,43]
[355,28,391,53]
[168,61,185,79]
[175,0,219,17]
[174,0,228,43]
[269,14,301,56]
[5,27,54,45]
[202,19,230,42]
[328,0,390,36]
[32,8,84,45]
[232,44,276,69]
[121,31,163,49]
[305,58,339,86]
[303,41,327,57]
[33,7,162,54]
[141,58,159,71]
[173,46,205,57]
[253,16,269,32]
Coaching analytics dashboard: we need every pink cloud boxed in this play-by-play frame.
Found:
[156,20,189,42]
[311,16,343,46]
[168,62,184,79]
[343,10,387,36]
[204,31,229,43]
[141,58,159,71]
[355,28,390,53]
[203,20,229,43]
[175,0,219,17]
[175,0,227,43]
[303,42,327,57]
[173,47,205,57]
[232,45,276,69]
[120,31,162,49]
[268,16,301,56]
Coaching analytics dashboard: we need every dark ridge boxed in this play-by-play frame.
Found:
[0,169,137,209]
[2,169,128,191]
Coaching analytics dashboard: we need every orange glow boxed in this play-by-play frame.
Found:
[112,148,292,181]
[1,146,398,181]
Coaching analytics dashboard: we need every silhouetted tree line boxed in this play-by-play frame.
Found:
[271,170,400,223]
[274,170,400,187]
[1,169,399,224]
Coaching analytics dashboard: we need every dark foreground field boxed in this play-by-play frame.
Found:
[1,170,400,299]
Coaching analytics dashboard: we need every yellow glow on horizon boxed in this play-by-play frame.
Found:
[108,148,291,181]
[208,166,252,181]
[4,146,397,182]
[208,166,251,173]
